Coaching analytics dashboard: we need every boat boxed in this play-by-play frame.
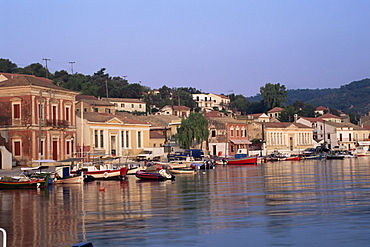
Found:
[72,162,128,180]
[135,169,175,180]
[227,155,258,165]
[326,154,345,160]
[169,167,197,174]
[0,175,51,189]
[190,160,216,169]
[285,155,303,161]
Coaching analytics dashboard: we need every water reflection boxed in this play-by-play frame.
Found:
[2,158,370,246]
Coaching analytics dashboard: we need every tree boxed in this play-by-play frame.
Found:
[278,105,297,122]
[175,113,209,149]
[230,94,249,113]
[0,58,18,73]
[260,83,287,110]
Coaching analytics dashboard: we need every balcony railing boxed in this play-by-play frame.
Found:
[44,120,70,128]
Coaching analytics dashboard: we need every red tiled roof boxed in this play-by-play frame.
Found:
[316,106,328,111]
[0,75,77,92]
[267,107,284,113]
[0,73,53,84]
[150,131,165,139]
[319,113,341,119]
[76,95,98,101]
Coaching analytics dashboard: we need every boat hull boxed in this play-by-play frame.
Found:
[227,156,258,165]
[135,170,175,180]
[54,175,84,184]
[81,167,128,180]
[0,177,50,189]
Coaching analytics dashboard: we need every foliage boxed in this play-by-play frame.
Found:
[229,94,249,113]
[0,58,18,73]
[260,83,287,109]
[175,113,209,149]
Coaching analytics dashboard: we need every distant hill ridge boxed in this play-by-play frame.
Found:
[248,78,370,115]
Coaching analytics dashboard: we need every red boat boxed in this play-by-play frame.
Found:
[227,155,258,165]
[285,156,303,161]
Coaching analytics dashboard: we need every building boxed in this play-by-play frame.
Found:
[248,122,314,155]
[192,93,230,111]
[0,76,79,167]
[267,107,284,118]
[102,97,146,113]
[115,112,182,146]
[76,112,150,159]
[208,117,250,157]
[155,105,191,118]
[76,95,115,114]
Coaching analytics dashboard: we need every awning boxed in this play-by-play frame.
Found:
[358,141,370,146]
[229,139,252,145]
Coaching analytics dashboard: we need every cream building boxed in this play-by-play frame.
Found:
[102,97,146,113]
[248,122,314,155]
[76,112,150,160]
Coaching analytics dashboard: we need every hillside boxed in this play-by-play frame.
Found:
[248,78,370,115]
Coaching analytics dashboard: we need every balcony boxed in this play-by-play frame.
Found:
[44,120,70,128]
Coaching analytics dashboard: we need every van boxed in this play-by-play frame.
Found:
[184,149,204,161]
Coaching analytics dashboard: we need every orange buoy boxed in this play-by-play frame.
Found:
[99,187,105,191]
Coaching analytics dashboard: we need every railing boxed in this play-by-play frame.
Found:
[0,228,7,247]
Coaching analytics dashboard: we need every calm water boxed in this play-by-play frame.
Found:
[2,157,370,247]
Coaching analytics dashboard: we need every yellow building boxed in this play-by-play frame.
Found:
[76,112,150,160]
[248,122,314,155]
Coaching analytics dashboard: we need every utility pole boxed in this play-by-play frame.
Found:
[42,58,50,78]
[69,61,75,74]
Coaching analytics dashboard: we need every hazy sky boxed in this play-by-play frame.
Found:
[1,0,369,97]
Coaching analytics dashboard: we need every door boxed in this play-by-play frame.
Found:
[53,140,58,161]
[110,135,117,155]
[212,145,217,156]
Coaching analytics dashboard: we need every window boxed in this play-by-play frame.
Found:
[65,107,70,122]
[211,130,216,137]
[139,104,142,108]
[105,108,110,113]
[126,131,130,148]
[66,140,70,155]
[349,133,352,141]
[131,104,134,108]
[230,127,234,137]
[13,104,20,119]
[137,131,142,148]
[339,133,343,142]
[14,141,21,156]
[100,130,104,148]
[121,103,125,108]
[95,130,99,148]
[94,108,98,112]
[121,131,124,147]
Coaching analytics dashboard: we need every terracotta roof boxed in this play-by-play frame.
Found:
[76,95,98,101]
[259,122,312,129]
[80,99,114,106]
[319,113,341,119]
[267,107,284,113]
[324,121,367,130]
[150,131,165,139]
[78,112,148,125]
[316,106,328,111]
[0,73,53,84]
[102,97,144,103]
[208,117,245,124]
[115,112,181,127]
[0,75,77,92]
[162,105,191,111]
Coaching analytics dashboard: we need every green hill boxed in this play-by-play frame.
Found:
[249,78,370,115]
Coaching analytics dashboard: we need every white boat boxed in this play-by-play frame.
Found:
[53,166,84,184]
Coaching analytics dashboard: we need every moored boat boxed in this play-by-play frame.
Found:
[169,167,197,174]
[0,175,50,189]
[72,163,128,180]
[227,155,258,165]
[135,169,175,180]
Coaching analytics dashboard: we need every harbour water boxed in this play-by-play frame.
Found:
[2,157,370,246]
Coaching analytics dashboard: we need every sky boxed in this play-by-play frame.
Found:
[1,0,370,97]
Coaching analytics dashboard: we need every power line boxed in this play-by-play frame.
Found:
[42,58,50,78]
[69,61,75,74]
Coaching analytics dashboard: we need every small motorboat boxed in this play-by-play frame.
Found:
[169,167,197,174]
[0,175,51,189]
[135,169,175,181]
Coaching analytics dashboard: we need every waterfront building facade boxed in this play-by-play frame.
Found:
[0,76,79,167]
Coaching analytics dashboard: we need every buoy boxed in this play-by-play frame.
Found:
[99,187,105,191]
